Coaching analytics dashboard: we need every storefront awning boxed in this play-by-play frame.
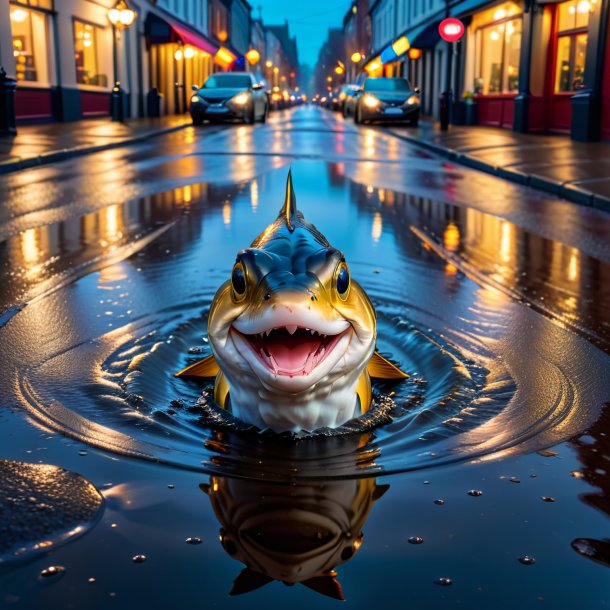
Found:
[144,13,218,55]
[377,20,441,65]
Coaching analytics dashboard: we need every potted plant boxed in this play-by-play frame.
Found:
[462,90,478,126]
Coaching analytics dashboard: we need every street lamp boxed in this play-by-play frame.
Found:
[107,0,136,121]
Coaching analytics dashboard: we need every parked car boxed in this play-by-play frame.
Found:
[190,72,268,125]
[348,77,420,126]
[338,84,360,115]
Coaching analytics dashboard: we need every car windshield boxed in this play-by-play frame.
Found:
[364,78,411,92]
[203,74,251,89]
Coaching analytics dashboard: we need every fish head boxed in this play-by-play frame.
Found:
[207,172,376,415]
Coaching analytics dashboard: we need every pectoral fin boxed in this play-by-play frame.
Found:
[367,351,409,379]
[174,354,220,379]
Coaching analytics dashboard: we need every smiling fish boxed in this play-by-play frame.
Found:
[176,171,407,432]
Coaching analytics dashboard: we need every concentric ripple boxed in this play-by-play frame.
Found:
[10,162,610,482]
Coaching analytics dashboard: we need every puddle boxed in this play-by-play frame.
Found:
[4,162,609,482]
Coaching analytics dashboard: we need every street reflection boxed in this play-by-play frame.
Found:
[347,179,610,353]
[201,436,388,600]
[0,181,240,316]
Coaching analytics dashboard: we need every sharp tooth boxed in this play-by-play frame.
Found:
[265,329,272,337]
[305,328,310,331]
[310,329,316,335]
[286,325,297,335]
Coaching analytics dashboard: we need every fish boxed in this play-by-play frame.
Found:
[176,171,407,432]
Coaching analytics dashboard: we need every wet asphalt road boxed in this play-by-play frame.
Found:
[1,106,609,609]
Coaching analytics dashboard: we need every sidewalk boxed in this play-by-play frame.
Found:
[0,115,192,174]
[386,121,610,212]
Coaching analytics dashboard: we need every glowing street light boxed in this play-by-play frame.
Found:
[107,0,136,29]
[245,49,260,65]
[351,52,362,63]
[265,60,273,68]
[107,0,136,121]
[408,48,422,60]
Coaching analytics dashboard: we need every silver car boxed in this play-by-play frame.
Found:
[190,72,269,125]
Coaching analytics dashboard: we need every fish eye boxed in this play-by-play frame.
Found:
[335,262,350,299]
[231,263,247,299]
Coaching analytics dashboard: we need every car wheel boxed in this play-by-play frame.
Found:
[192,115,204,126]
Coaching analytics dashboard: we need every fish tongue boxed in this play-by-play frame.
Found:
[266,334,321,371]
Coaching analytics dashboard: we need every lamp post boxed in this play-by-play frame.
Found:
[438,18,464,131]
[107,0,136,121]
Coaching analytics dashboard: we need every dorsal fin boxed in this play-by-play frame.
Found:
[278,169,298,232]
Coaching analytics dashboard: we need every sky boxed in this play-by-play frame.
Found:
[255,0,353,67]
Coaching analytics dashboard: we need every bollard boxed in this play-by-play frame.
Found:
[0,67,17,136]
[439,90,451,132]
[146,87,161,118]
[110,81,125,122]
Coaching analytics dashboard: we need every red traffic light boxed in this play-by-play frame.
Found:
[439,18,465,43]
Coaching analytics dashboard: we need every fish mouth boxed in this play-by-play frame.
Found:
[231,325,352,378]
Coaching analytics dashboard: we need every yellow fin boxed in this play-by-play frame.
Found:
[356,370,372,413]
[174,354,220,379]
[366,351,409,380]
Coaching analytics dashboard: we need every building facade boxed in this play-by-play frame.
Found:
[1,0,261,123]
[341,0,610,140]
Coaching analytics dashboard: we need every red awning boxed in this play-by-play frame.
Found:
[168,18,218,55]
[145,12,218,55]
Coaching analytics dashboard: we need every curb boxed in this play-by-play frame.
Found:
[0,122,191,175]
[384,128,610,214]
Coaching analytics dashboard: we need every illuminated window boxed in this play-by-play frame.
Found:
[554,0,590,92]
[475,17,522,94]
[73,20,107,87]
[10,4,50,84]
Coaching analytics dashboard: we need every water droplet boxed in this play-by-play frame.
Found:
[467,489,483,497]
[408,536,424,545]
[541,496,555,502]
[88,577,96,584]
[40,566,65,578]
[434,499,445,505]
[167,484,175,489]
[132,554,147,563]
[423,480,430,485]
[518,555,536,565]
[510,477,520,483]
[78,450,87,456]
[434,577,453,586]
[185,537,202,545]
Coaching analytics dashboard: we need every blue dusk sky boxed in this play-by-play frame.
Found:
[255,0,352,66]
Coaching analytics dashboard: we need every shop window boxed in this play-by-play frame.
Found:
[554,0,590,92]
[73,20,107,87]
[475,16,522,94]
[11,0,53,11]
[10,4,50,84]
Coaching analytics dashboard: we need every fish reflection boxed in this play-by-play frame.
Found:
[201,472,388,600]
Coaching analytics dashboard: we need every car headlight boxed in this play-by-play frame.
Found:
[406,95,420,105]
[363,94,380,108]
[232,92,250,106]
[190,95,202,104]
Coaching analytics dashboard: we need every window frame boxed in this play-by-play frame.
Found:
[475,13,523,95]
[72,17,107,88]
